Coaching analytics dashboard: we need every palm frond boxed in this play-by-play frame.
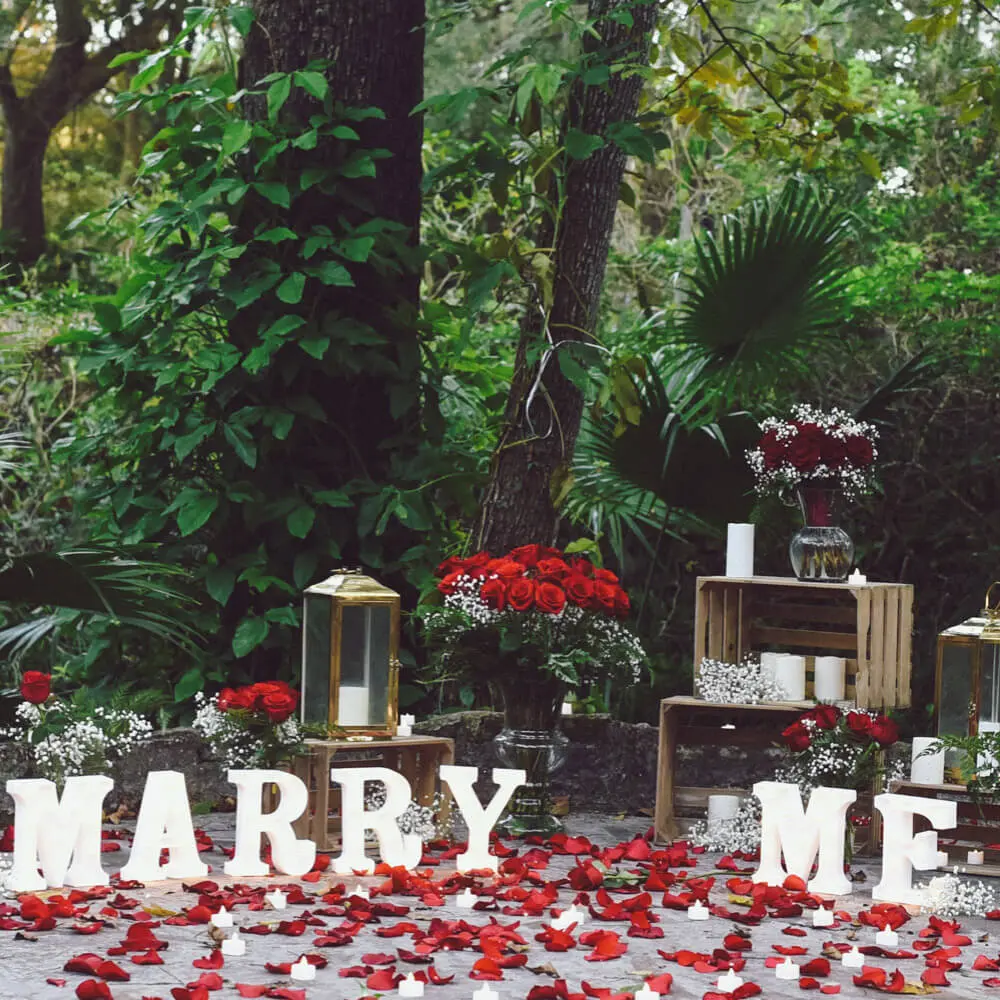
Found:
[854,349,943,426]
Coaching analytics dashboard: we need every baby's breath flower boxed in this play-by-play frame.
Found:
[696,657,788,704]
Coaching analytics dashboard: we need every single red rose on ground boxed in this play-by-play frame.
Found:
[782,721,812,753]
[870,716,899,747]
[262,690,298,723]
[480,578,507,611]
[20,670,51,704]
[506,578,535,612]
[535,582,567,615]
[846,711,873,737]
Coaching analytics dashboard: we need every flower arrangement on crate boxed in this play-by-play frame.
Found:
[747,404,879,500]
[0,671,153,786]
[695,656,788,705]
[192,681,306,769]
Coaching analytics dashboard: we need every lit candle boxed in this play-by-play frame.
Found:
[550,904,584,931]
[716,969,744,991]
[209,906,233,929]
[875,924,899,948]
[842,946,864,968]
[290,957,316,982]
[775,958,799,981]
[848,569,867,585]
[725,523,755,578]
[397,712,415,737]
[398,973,425,997]
[338,684,371,727]
[561,701,573,716]
[687,900,710,921]
[265,889,287,910]
[775,654,807,701]
[813,906,835,927]
[221,930,246,957]
[634,986,660,1000]
[455,887,477,909]
[937,850,950,868]
[473,985,499,1000]
[814,656,846,702]
[911,737,946,785]
[968,850,985,865]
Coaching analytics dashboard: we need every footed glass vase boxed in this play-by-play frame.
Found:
[493,671,569,836]
[789,486,854,582]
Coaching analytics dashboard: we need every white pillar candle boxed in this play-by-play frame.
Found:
[398,973,425,997]
[561,702,573,716]
[759,651,781,685]
[687,900,709,920]
[707,794,741,829]
[875,925,899,947]
[634,987,660,1000]
[775,958,799,981]
[550,904,585,931]
[814,656,846,702]
[716,969,744,991]
[775,655,807,701]
[473,985,499,1000]
[842,946,864,968]
[937,850,949,868]
[726,523,754,578]
[221,930,246,957]
[910,738,946,785]
[968,849,985,865]
[455,887,476,908]
[265,889,287,910]
[210,906,233,929]
[290,957,316,982]
[813,906,835,927]
[338,685,371,726]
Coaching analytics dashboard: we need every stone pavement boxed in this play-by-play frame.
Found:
[0,811,996,1000]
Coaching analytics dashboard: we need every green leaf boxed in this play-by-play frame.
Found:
[206,565,237,605]
[256,226,298,243]
[223,423,258,468]
[565,128,605,160]
[228,5,254,36]
[252,182,291,208]
[857,150,882,180]
[313,260,353,286]
[176,491,219,536]
[294,550,319,589]
[276,272,306,304]
[341,154,376,179]
[286,504,315,539]
[294,70,329,101]
[299,335,330,359]
[312,489,353,508]
[173,667,205,703]
[174,422,216,462]
[232,616,270,658]
[262,315,306,340]
[267,75,292,119]
[222,120,253,157]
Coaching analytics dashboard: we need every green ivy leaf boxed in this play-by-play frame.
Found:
[312,260,353,286]
[223,423,258,468]
[267,75,292,119]
[287,504,315,538]
[206,565,237,605]
[176,491,219,536]
[294,70,329,101]
[276,272,306,303]
[232,616,270,658]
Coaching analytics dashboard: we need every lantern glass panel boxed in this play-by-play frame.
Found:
[337,604,391,728]
[302,593,331,728]
[982,641,1000,729]
[938,640,974,738]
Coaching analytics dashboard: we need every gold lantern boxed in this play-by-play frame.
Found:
[935,583,1000,741]
[300,569,400,737]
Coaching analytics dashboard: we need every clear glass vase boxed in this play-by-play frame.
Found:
[789,485,854,582]
[493,671,569,836]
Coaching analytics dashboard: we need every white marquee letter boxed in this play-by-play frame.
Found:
[224,770,315,877]
[120,771,208,881]
[7,776,113,891]
[753,781,856,895]
[873,792,957,906]
[440,765,526,872]
[330,767,422,874]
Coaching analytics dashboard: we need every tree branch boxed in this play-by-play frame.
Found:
[0,62,19,118]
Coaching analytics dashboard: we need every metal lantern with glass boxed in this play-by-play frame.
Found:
[300,570,400,737]
[935,583,1000,742]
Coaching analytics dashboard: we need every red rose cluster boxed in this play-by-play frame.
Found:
[435,544,631,618]
[782,704,899,753]
[217,681,298,723]
[19,670,51,705]
[758,421,874,474]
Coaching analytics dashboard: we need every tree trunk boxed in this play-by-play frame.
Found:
[474,0,655,554]
[0,118,50,264]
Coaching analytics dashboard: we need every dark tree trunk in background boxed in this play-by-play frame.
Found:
[475,0,655,553]
[0,118,49,263]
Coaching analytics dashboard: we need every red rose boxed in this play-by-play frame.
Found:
[437,570,463,596]
[846,711,873,738]
[593,567,619,584]
[506,577,534,612]
[535,581,567,615]
[435,555,465,578]
[217,687,239,711]
[782,721,812,753]
[806,704,841,730]
[759,428,786,470]
[262,689,298,723]
[569,557,595,578]
[480,578,507,611]
[870,715,899,747]
[564,574,595,607]
[820,433,847,468]
[536,558,571,581]
[844,434,874,467]
[250,681,292,710]
[786,427,824,471]
[20,671,50,704]
[486,558,526,580]
[614,587,631,617]
[221,686,256,712]
[591,580,618,614]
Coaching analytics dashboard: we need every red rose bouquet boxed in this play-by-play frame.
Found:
[747,404,878,500]
[778,704,900,792]
[193,680,305,768]
[422,544,645,688]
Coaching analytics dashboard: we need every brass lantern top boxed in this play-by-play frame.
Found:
[941,584,1000,644]
[305,569,400,602]
[982,583,1000,643]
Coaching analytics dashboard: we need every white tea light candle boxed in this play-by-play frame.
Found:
[398,973,425,997]
[397,712,416,737]
[561,702,573,716]
[473,985,499,1000]
[842,946,864,968]
[726,523,755,578]
[775,958,799,981]
[910,737,946,785]
[687,900,709,920]
[221,930,246,957]
[264,888,287,910]
[456,887,476,908]
[209,906,233,929]
[813,906,835,927]
[848,569,867,585]
[290,957,316,982]
[633,986,660,1000]
[814,656,846,702]
[775,654,807,701]
[716,969,744,991]
[875,925,899,948]
[968,849,985,865]
[550,904,584,931]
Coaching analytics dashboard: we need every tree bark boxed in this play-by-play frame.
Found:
[474,0,655,554]
[0,114,49,263]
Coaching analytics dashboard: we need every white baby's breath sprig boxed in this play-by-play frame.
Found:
[696,657,787,705]
[919,873,996,918]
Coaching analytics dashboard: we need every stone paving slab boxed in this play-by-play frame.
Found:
[0,812,996,1000]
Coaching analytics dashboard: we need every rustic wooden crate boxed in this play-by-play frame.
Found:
[288,735,454,852]
[694,576,914,709]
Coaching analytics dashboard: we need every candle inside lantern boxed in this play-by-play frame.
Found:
[812,906,835,927]
[561,701,573,716]
[265,888,287,910]
[775,654,807,701]
[221,930,246,957]
[707,794,741,830]
[687,900,709,921]
[716,969,744,991]
[209,906,233,929]
[775,958,799,981]
[842,946,864,968]
[968,849,985,865]
[725,523,755,578]
[814,656,846,702]
[290,956,316,982]
[875,924,899,948]
[910,737,946,785]
[550,904,585,931]
[338,684,371,727]
[398,973,425,997]
[456,887,477,908]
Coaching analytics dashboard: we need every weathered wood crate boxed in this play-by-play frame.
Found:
[694,576,914,709]
[287,735,454,852]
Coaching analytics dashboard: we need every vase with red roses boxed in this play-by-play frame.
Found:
[747,405,878,582]
[421,544,646,835]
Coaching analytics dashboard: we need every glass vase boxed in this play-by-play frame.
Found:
[493,671,569,836]
[789,485,854,583]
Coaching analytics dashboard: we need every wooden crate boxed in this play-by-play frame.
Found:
[694,576,914,709]
[288,735,454,852]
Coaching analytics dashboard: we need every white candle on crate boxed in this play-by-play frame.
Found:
[910,737,946,785]
[848,569,867,585]
[759,651,781,685]
[338,685,371,726]
[968,849,985,865]
[814,656,846,702]
[707,794,741,830]
[725,523,755,578]
[775,655,807,701]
